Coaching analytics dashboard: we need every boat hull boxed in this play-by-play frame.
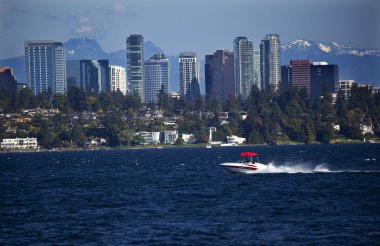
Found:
[220,162,267,173]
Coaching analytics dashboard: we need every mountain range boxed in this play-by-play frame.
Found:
[281,39,380,86]
[1,37,379,93]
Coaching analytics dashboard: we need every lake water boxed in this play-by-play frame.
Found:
[1,144,379,245]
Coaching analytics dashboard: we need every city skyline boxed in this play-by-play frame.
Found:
[0,0,379,59]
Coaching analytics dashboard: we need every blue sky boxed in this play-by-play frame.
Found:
[0,0,379,59]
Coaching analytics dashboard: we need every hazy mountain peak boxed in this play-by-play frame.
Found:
[64,37,108,60]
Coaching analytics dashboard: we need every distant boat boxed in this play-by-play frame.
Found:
[220,151,267,173]
[206,145,212,148]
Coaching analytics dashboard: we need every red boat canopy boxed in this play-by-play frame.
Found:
[240,152,258,157]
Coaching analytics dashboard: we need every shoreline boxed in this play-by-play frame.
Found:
[1,139,378,154]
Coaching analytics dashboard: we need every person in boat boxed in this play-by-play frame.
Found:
[242,157,255,164]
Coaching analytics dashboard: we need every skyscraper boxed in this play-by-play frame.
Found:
[234,37,254,99]
[253,49,261,90]
[126,34,144,100]
[66,59,110,93]
[310,62,339,100]
[110,65,127,95]
[260,34,281,91]
[205,49,234,101]
[144,54,170,103]
[24,40,66,95]
[179,52,200,100]
[291,60,312,95]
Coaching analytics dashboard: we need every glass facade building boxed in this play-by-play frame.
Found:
[126,34,144,101]
[234,37,254,99]
[144,54,170,103]
[260,34,281,91]
[310,63,339,100]
[253,49,261,90]
[24,40,66,95]
[66,59,110,93]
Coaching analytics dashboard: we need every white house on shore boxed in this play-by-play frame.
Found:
[138,132,161,144]
[137,131,178,145]
[162,131,178,144]
[1,138,38,149]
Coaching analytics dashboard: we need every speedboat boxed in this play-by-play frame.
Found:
[220,151,267,173]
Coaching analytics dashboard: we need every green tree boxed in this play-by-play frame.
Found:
[118,128,134,146]
[38,121,53,149]
[157,85,169,110]
[175,136,185,145]
[71,122,85,147]
[19,88,36,109]
[52,94,67,112]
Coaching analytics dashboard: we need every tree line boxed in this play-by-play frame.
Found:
[0,84,379,149]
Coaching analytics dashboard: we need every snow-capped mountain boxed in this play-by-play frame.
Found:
[282,39,380,57]
[281,39,380,85]
[0,38,379,86]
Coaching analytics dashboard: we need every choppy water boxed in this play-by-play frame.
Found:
[1,144,379,245]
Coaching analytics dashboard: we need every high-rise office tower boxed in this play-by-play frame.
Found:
[110,65,127,95]
[66,59,110,93]
[126,34,144,100]
[291,60,312,95]
[234,37,254,99]
[24,40,66,95]
[260,34,281,91]
[205,49,234,101]
[179,52,200,100]
[310,62,339,100]
[144,54,170,103]
[253,49,261,90]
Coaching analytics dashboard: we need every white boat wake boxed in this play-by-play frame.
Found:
[232,162,380,174]
[253,162,330,173]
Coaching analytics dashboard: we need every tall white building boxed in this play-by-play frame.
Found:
[253,49,261,90]
[179,52,200,100]
[144,54,170,103]
[260,34,281,91]
[234,37,254,99]
[110,65,127,95]
[25,40,66,95]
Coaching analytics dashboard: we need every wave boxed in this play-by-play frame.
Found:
[253,162,329,173]
[253,162,380,174]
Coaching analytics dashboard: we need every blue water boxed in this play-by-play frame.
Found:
[1,144,379,245]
